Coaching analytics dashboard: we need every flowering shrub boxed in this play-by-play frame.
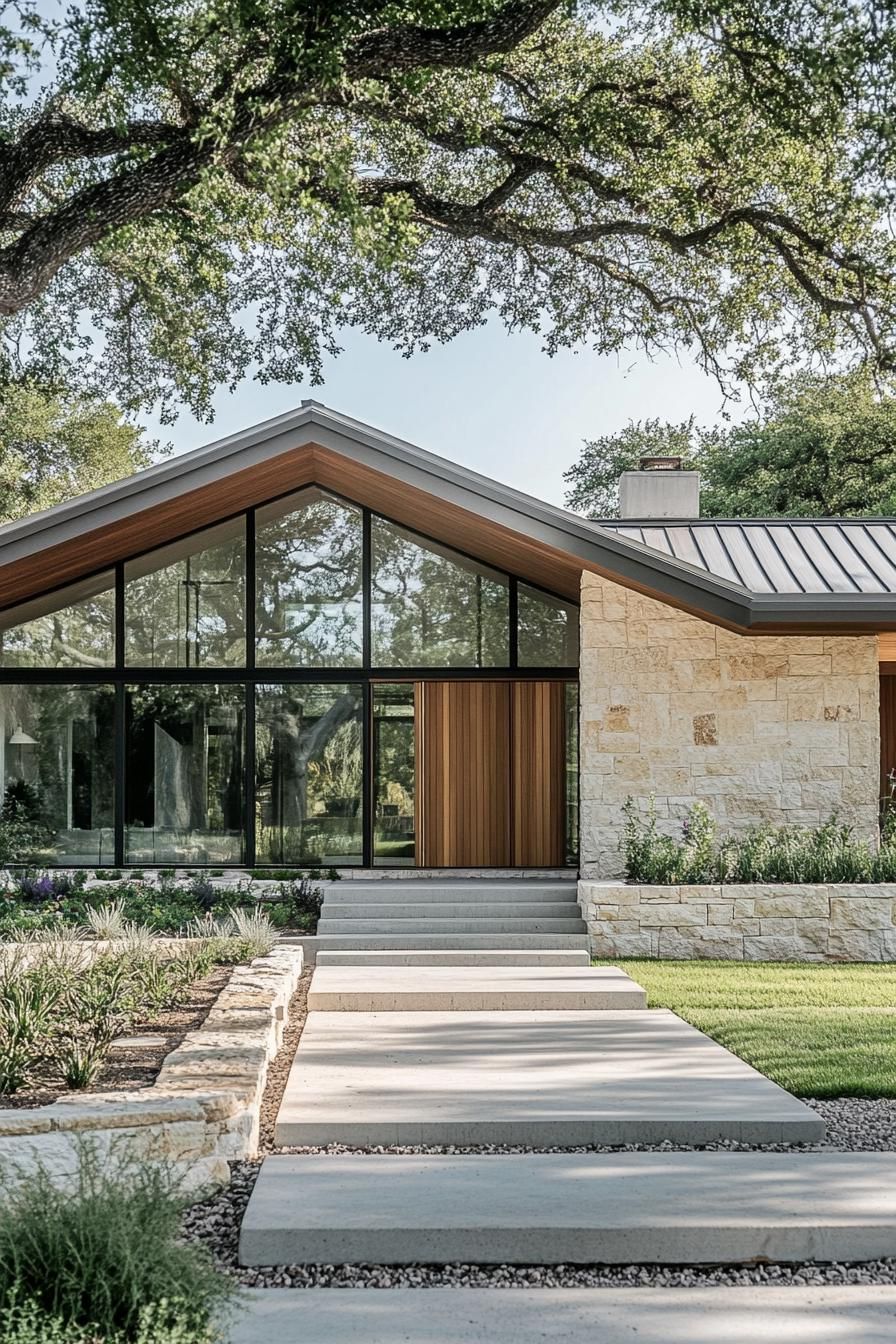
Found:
[12,872,83,902]
[622,797,896,884]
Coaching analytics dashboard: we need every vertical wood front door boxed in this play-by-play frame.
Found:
[416,680,512,866]
[415,679,568,868]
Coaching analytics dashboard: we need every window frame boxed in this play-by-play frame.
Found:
[0,485,579,868]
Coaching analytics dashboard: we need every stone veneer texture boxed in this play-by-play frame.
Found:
[0,944,303,1195]
[579,571,881,879]
[580,882,896,962]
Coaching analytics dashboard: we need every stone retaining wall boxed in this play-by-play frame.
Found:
[579,882,896,961]
[0,944,303,1195]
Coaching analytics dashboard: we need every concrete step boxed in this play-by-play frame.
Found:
[240,1151,896,1267]
[322,882,577,903]
[320,902,582,919]
[306,965,646,1011]
[229,1286,896,1344]
[290,934,591,951]
[316,918,587,934]
[315,950,592,966]
[273,1009,823,1147]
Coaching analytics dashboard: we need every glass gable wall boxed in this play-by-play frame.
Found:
[0,494,578,867]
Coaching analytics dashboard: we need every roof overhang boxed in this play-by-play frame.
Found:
[0,401,894,633]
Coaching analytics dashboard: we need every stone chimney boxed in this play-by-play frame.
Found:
[618,455,700,519]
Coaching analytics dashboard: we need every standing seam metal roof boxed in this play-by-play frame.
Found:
[601,519,896,595]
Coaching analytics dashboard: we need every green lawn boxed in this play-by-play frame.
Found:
[598,960,896,1098]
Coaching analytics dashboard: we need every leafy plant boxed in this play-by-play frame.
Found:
[225,907,277,957]
[0,1146,232,1341]
[622,797,896,885]
[187,876,218,914]
[12,873,78,902]
[94,870,123,882]
[83,900,128,940]
[0,960,62,1093]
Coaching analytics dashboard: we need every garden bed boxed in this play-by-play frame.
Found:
[1,962,232,1110]
[0,943,304,1196]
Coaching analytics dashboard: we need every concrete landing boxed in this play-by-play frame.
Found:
[229,1287,896,1344]
[274,1009,823,1147]
[240,1151,896,1266]
[314,950,592,966]
[306,965,647,1011]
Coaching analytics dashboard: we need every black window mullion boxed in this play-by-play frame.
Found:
[362,679,372,868]
[245,509,256,868]
[114,562,125,865]
[509,577,518,670]
[114,681,126,867]
[362,509,372,867]
[362,508,372,670]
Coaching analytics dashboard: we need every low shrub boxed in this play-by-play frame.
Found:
[226,906,277,957]
[0,1146,232,1342]
[622,797,896,885]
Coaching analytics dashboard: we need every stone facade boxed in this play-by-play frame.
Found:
[580,882,896,962]
[579,571,881,879]
[0,944,303,1195]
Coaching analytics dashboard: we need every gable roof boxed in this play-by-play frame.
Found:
[0,399,894,633]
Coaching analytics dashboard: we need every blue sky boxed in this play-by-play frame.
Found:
[146,322,750,508]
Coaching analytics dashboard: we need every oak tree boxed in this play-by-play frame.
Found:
[0,0,894,418]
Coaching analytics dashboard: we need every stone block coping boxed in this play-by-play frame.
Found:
[0,944,303,1196]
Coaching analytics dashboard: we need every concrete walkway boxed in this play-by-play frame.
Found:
[228,1287,896,1343]
[273,1008,823,1146]
[240,1151,896,1267]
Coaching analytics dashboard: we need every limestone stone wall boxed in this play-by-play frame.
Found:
[579,571,881,878]
[580,882,896,962]
[0,944,303,1196]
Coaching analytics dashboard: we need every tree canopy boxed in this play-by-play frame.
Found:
[563,368,896,518]
[0,0,894,419]
[0,381,156,524]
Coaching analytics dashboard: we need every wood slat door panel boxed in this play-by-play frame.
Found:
[511,680,566,867]
[880,673,896,796]
[417,681,511,867]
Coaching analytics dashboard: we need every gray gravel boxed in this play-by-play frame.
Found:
[182,978,896,1289]
[182,1157,896,1290]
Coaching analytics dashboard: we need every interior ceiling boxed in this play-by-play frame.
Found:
[0,442,585,610]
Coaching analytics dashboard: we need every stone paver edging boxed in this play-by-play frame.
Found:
[0,945,303,1195]
[580,881,896,960]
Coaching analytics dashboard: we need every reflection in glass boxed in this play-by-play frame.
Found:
[125,683,245,864]
[564,681,579,864]
[256,489,363,667]
[0,684,114,864]
[255,683,363,865]
[517,583,579,666]
[371,518,509,666]
[125,519,245,667]
[0,573,115,668]
[373,683,415,865]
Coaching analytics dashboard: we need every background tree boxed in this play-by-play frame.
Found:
[0,381,156,524]
[0,0,894,419]
[564,368,896,518]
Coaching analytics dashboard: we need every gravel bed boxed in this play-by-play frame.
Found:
[184,1158,896,1290]
[182,991,896,1290]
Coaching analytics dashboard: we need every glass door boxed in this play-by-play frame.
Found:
[372,683,417,865]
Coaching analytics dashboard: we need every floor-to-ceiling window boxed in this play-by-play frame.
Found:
[0,490,578,867]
